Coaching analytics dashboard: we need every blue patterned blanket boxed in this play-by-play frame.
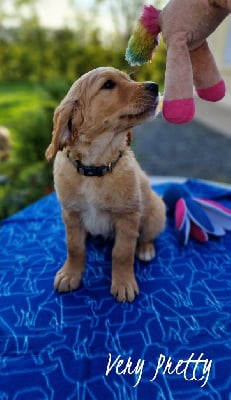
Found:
[0,179,230,399]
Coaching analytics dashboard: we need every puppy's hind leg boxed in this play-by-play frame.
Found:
[136,240,156,262]
[136,191,166,262]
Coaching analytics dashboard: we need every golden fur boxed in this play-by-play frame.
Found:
[0,126,10,161]
[46,67,166,302]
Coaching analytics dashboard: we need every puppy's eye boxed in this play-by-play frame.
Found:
[101,79,116,90]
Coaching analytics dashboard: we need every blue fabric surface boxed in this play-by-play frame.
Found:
[0,178,231,399]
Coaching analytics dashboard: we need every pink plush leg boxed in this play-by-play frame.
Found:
[162,98,195,124]
[163,34,194,124]
[191,41,226,102]
[196,79,226,102]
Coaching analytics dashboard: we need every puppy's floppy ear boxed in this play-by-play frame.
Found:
[45,99,81,160]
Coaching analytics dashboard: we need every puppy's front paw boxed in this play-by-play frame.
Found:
[54,267,82,292]
[136,242,155,262]
[111,278,139,303]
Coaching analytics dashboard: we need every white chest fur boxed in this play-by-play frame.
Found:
[80,204,114,238]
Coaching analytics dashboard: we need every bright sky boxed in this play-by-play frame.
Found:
[37,0,95,28]
[2,0,101,28]
[37,0,74,27]
[36,0,114,33]
[2,0,169,31]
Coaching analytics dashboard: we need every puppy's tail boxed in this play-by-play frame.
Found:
[125,5,161,66]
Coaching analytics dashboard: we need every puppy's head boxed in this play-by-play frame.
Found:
[45,67,159,160]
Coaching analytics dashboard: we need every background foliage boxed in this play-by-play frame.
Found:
[0,0,166,219]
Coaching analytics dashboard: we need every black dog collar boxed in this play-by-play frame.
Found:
[66,150,124,177]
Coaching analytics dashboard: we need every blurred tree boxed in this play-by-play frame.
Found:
[0,0,39,27]
[97,0,145,42]
[93,0,167,43]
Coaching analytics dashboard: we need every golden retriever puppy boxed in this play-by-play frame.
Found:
[46,67,166,302]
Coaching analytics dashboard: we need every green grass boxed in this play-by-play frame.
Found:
[0,82,55,129]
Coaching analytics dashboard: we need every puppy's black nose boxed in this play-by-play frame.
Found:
[145,82,159,96]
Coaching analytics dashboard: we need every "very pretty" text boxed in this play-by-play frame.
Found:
[105,352,212,387]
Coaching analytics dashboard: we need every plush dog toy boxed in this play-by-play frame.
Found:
[163,183,231,245]
[125,0,231,124]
